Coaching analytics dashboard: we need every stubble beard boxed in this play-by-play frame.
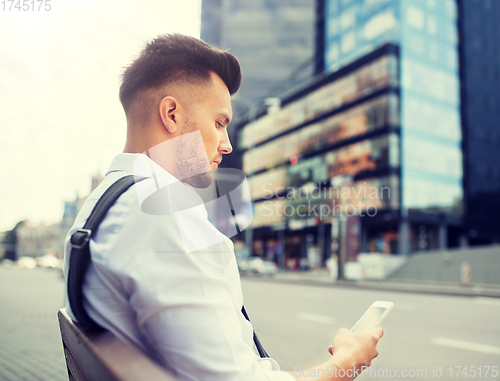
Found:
[175,120,214,189]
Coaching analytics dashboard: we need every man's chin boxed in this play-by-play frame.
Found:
[182,171,214,189]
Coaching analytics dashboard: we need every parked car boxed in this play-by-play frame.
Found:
[36,254,62,269]
[17,256,37,269]
[1,259,15,268]
[238,257,278,276]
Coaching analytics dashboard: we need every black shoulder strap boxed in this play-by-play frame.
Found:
[67,175,269,357]
[67,175,137,330]
[242,306,269,358]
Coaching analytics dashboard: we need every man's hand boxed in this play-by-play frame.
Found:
[289,327,384,381]
[327,327,384,379]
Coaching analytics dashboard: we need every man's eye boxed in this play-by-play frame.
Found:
[217,122,224,128]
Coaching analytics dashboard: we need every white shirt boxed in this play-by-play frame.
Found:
[63,153,294,381]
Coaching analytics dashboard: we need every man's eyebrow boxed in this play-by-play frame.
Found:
[217,112,231,125]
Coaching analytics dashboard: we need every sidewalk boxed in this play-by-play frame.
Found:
[0,266,67,381]
[242,268,500,298]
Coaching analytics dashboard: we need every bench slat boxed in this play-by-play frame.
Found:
[64,346,87,381]
[58,308,177,381]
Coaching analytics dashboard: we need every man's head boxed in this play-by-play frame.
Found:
[120,34,241,188]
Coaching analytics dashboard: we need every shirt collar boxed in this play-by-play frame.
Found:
[106,153,144,175]
[106,153,179,186]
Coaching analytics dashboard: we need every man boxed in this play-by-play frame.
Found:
[63,34,383,381]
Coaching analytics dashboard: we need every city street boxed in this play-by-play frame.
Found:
[1,266,499,380]
[241,278,500,380]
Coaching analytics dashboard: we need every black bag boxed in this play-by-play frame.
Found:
[67,175,269,358]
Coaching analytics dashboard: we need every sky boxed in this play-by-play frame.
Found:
[0,0,202,231]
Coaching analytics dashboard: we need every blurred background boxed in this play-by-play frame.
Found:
[205,0,500,286]
[1,0,499,380]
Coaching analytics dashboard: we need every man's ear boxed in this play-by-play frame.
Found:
[159,96,178,134]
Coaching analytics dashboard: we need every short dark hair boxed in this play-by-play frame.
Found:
[119,34,241,113]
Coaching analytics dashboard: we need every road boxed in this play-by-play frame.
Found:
[241,277,500,380]
[0,266,499,380]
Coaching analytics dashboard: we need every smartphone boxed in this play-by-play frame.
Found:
[350,301,394,332]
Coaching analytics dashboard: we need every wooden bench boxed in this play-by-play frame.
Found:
[58,308,178,381]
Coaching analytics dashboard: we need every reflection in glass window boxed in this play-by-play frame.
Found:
[244,134,399,200]
[389,134,399,167]
[402,59,459,104]
[427,16,437,35]
[406,31,426,56]
[340,7,356,30]
[342,31,357,53]
[287,156,329,189]
[333,175,399,211]
[403,135,462,179]
[248,167,287,200]
[328,43,340,63]
[444,0,457,19]
[251,175,400,226]
[364,0,393,12]
[325,135,395,179]
[329,0,338,15]
[428,42,438,61]
[243,96,398,174]
[446,48,457,70]
[240,55,396,149]
[446,23,458,45]
[252,199,286,228]
[328,16,340,37]
[406,5,425,30]
[363,9,397,41]
[404,176,462,215]
[402,94,461,142]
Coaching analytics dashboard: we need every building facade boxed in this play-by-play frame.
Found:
[239,44,405,268]
[16,221,61,258]
[200,0,316,112]
[457,0,500,245]
[322,0,464,251]
[235,0,482,268]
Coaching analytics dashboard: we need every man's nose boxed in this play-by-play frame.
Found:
[218,129,233,154]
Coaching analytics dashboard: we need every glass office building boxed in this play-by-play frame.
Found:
[238,45,406,266]
[323,0,463,253]
[236,0,469,267]
[458,0,500,244]
[232,0,498,267]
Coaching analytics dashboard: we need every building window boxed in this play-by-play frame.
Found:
[342,31,356,53]
[427,16,437,35]
[328,43,340,62]
[406,5,425,30]
[428,42,438,61]
[328,17,340,37]
[340,7,356,31]
[363,9,397,41]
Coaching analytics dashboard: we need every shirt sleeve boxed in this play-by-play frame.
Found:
[117,209,294,381]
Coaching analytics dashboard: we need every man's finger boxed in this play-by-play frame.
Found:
[371,326,384,339]
[337,327,350,335]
